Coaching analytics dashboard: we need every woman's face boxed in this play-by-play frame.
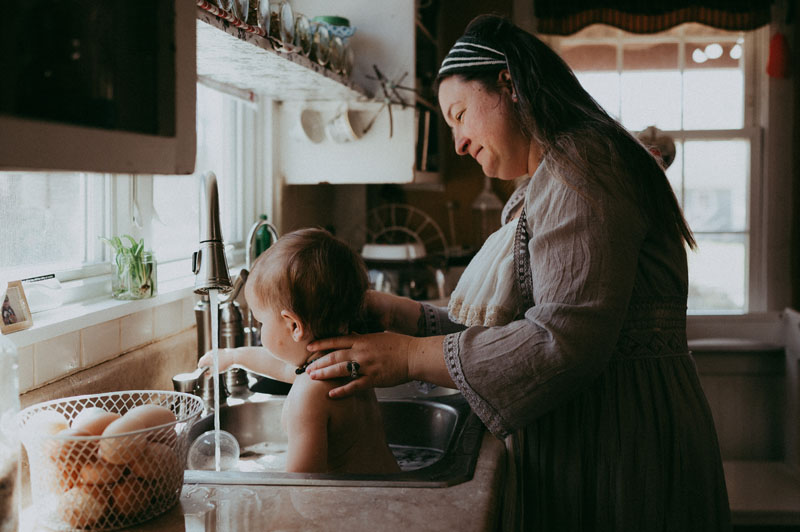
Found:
[438,74,533,180]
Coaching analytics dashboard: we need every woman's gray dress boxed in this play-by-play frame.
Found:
[422,159,731,531]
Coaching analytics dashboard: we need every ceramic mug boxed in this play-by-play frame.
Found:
[325,109,363,143]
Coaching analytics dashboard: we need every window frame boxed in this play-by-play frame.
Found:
[2,84,271,308]
[545,24,770,314]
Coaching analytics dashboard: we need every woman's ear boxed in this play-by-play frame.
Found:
[497,69,517,102]
[280,309,307,343]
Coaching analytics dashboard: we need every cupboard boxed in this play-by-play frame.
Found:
[0,0,440,185]
[0,0,196,175]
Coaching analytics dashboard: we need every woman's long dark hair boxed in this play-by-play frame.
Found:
[436,15,696,249]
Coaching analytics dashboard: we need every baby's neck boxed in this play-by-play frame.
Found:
[293,345,335,374]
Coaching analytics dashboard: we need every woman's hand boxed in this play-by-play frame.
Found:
[306,333,454,398]
[305,332,414,398]
[358,290,426,336]
[197,347,237,373]
[357,291,396,333]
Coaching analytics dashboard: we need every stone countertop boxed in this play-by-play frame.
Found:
[22,433,506,532]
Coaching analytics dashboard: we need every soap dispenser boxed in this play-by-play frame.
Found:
[0,281,20,532]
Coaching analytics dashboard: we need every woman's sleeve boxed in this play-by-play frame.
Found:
[444,170,648,438]
[420,302,467,336]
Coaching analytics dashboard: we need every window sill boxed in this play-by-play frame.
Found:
[686,311,785,346]
[8,274,199,349]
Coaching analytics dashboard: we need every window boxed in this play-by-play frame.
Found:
[548,23,763,314]
[0,83,263,299]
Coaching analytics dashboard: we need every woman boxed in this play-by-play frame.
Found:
[306,14,730,531]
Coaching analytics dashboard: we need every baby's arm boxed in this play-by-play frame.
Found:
[284,378,332,473]
[197,346,297,383]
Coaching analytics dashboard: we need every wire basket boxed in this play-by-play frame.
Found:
[18,391,204,531]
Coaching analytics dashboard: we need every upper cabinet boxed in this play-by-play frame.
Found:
[0,0,197,175]
[0,0,440,182]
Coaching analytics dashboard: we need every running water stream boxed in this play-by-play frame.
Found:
[209,288,221,472]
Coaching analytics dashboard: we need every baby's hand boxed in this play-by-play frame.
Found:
[197,348,237,373]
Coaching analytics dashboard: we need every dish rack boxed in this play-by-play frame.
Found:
[18,391,203,531]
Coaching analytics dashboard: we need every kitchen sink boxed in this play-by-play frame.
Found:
[183,392,484,488]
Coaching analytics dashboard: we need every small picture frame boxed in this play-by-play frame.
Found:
[2,280,34,334]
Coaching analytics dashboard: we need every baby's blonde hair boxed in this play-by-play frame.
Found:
[246,228,368,340]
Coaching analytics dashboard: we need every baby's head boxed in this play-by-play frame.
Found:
[245,228,368,361]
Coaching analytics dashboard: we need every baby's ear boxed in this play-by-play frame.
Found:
[280,309,308,343]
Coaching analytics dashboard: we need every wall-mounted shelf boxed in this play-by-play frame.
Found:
[196,6,370,101]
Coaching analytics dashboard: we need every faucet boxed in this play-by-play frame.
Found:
[186,171,243,407]
[185,174,281,404]
[193,171,233,295]
[241,218,279,347]
[172,367,225,416]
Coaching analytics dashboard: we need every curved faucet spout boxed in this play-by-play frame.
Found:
[193,171,233,295]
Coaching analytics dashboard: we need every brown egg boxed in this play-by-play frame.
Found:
[79,460,126,485]
[111,478,151,518]
[99,405,177,465]
[128,442,179,480]
[57,485,108,529]
[47,427,97,464]
[43,427,98,493]
[54,460,82,493]
[71,407,121,436]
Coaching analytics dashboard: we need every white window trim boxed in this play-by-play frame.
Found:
[6,88,275,352]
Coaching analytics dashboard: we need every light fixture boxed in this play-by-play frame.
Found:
[704,43,723,59]
[692,48,708,64]
[730,43,743,60]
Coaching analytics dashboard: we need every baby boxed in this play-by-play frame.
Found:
[198,228,399,475]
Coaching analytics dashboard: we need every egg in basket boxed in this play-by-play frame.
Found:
[18,391,203,531]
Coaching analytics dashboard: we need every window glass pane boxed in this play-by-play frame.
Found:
[194,84,239,245]
[560,43,617,71]
[0,173,95,275]
[151,175,199,262]
[683,69,744,130]
[683,41,744,129]
[683,139,748,232]
[575,72,620,118]
[688,233,746,312]
[560,43,620,118]
[622,42,678,70]
[620,42,681,131]
[620,71,682,131]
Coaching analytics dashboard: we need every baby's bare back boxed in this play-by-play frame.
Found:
[284,375,399,474]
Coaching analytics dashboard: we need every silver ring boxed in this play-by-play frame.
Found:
[347,361,360,379]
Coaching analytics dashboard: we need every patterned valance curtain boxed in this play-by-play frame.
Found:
[534,1,773,35]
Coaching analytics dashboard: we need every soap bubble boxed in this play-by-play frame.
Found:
[187,429,240,471]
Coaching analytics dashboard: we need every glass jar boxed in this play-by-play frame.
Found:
[112,251,158,300]
[310,22,330,66]
[0,284,20,532]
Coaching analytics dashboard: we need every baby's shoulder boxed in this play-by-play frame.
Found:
[286,374,345,413]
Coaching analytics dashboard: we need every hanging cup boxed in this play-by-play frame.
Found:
[325,108,365,143]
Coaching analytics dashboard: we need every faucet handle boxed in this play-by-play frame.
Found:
[172,366,208,395]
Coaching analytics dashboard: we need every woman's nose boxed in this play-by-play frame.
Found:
[454,135,470,156]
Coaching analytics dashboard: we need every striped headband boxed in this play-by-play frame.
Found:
[438,38,508,75]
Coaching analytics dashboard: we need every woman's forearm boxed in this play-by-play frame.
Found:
[388,294,427,336]
[408,335,455,388]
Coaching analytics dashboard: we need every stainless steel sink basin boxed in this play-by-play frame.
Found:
[183,393,484,488]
